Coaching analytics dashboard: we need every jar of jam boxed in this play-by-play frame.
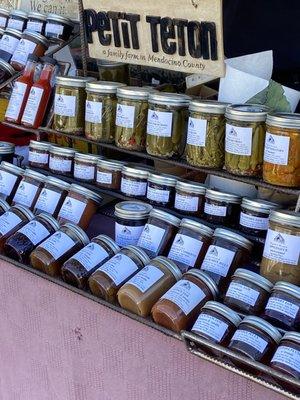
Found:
[96,159,125,190]
[114,201,152,247]
[224,268,273,315]
[73,152,98,183]
[48,145,75,176]
[0,58,16,84]
[174,180,206,216]
[12,168,46,210]
[0,9,9,29]
[200,228,253,295]
[4,212,59,263]
[262,281,300,331]
[57,184,102,229]
[0,198,9,215]
[0,161,24,203]
[7,10,27,31]
[118,256,182,317]
[26,12,46,34]
[120,165,149,198]
[34,176,70,217]
[229,316,281,363]
[261,210,300,285]
[168,218,214,273]
[137,209,180,258]
[0,141,15,164]
[45,14,74,43]
[151,269,218,332]
[0,28,22,62]
[28,140,50,168]
[88,245,150,303]
[61,235,120,289]
[270,332,300,381]
[204,189,242,226]
[146,173,177,208]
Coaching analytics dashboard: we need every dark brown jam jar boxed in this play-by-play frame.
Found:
[0,161,24,203]
[0,198,9,215]
[0,141,15,163]
[174,180,206,216]
[48,146,75,177]
[146,173,177,208]
[96,159,125,190]
[45,14,74,43]
[137,209,180,258]
[0,58,16,84]
[0,29,22,62]
[26,12,47,34]
[73,152,99,183]
[7,10,27,31]
[120,165,149,198]
[204,189,242,226]
[270,332,300,381]
[28,140,50,168]
[4,213,59,263]
[12,168,46,210]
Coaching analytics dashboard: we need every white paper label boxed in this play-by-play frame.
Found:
[266,297,299,319]
[263,229,300,266]
[127,265,164,293]
[58,197,86,224]
[74,163,95,181]
[7,19,24,30]
[97,171,113,185]
[204,202,227,217]
[49,156,72,172]
[18,220,50,245]
[71,242,109,271]
[0,16,7,28]
[28,150,49,165]
[137,223,165,253]
[240,212,269,231]
[0,211,22,235]
[147,186,170,203]
[147,110,173,137]
[13,181,38,207]
[226,282,259,307]
[187,117,207,146]
[0,34,19,54]
[115,222,144,247]
[40,231,75,260]
[271,346,300,373]
[35,188,62,215]
[121,178,147,196]
[5,82,27,120]
[21,87,44,125]
[192,313,228,342]
[168,234,203,268]
[45,23,64,35]
[85,100,102,123]
[225,124,252,156]
[162,280,205,315]
[98,253,138,286]
[11,39,36,65]
[54,94,76,117]
[26,21,43,33]
[231,329,268,353]
[264,133,290,165]
[201,245,235,277]
[0,170,17,196]
[116,103,135,128]
[175,193,199,212]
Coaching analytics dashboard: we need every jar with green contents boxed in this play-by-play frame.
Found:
[146,93,190,158]
[186,100,228,168]
[85,81,125,143]
[97,60,129,84]
[225,104,269,177]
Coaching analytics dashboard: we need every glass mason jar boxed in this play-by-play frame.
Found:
[120,165,149,198]
[96,159,125,190]
[0,58,16,85]
[0,28,22,62]
[26,12,47,34]
[146,92,190,158]
[73,152,99,183]
[186,100,227,168]
[85,81,125,143]
[270,332,300,381]
[0,161,24,203]
[48,145,75,176]
[225,104,269,177]
[263,113,300,187]
[97,60,129,84]
[45,14,74,43]
[146,172,177,208]
[12,168,46,210]
[174,180,207,216]
[204,188,242,226]
[7,10,27,31]
[0,141,15,163]
[28,140,50,169]
[260,210,300,285]
[0,8,9,29]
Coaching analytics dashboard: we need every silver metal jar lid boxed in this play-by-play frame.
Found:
[273,281,300,300]
[189,100,229,114]
[266,112,300,129]
[4,28,22,38]
[241,316,282,344]
[98,159,125,171]
[0,8,9,17]
[176,180,207,195]
[63,222,89,245]
[241,198,280,215]
[205,188,242,204]
[122,165,149,179]
[0,161,24,175]
[149,208,181,227]
[69,183,102,204]
[23,168,46,181]
[0,199,10,212]
[28,12,47,21]
[225,104,270,122]
[12,204,35,221]
[269,209,300,228]
[22,30,49,47]
[115,201,152,220]
[97,60,127,68]
[38,212,60,231]
[185,269,218,298]
[281,332,300,345]
[49,145,75,157]
[213,228,253,251]
[0,58,16,76]
[123,245,150,265]
[29,140,50,151]
[203,301,242,326]
[74,152,99,164]
[180,218,214,237]
[45,176,71,191]
[86,81,126,94]
[10,10,28,19]
[148,172,177,187]
[152,256,182,281]
[233,268,273,292]
[47,13,74,27]
[55,76,95,88]
[93,234,120,255]
[117,86,154,100]
[149,92,190,107]
[0,141,15,154]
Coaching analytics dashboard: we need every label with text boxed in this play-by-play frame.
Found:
[201,245,235,277]
[127,264,164,293]
[99,253,138,286]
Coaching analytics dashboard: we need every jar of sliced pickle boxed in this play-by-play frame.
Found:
[73,152,99,183]
[204,189,241,226]
[174,180,206,216]
[146,172,177,208]
[97,60,129,84]
[96,159,125,190]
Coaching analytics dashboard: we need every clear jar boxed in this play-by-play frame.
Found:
[186,100,227,168]
[263,113,300,187]
[28,140,50,168]
[225,104,269,177]
[120,165,149,198]
[48,145,75,176]
[26,12,47,34]
[146,92,190,158]
[88,245,150,303]
[224,268,273,315]
[0,161,24,203]
[61,235,120,289]
[0,9,9,29]
[0,28,22,62]
[118,256,182,317]
[96,159,125,190]
[168,218,214,273]
[146,172,177,208]
[151,269,218,332]
[7,10,27,31]
[260,210,300,285]
[0,198,9,215]
[174,180,206,216]
[270,332,300,380]
[97,60,129,84]
[30,223,89,277]
[12,168,46,210]
[204,189,241,226]
[73,152,98,183]
[114,201,152,247]
[0,58,16,84]
[0,141,15,163]
[45,14,74,43]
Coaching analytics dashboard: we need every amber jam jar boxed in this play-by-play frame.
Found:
[30,223,89,277]
[12,169,46,210]
[61,235,120,290]
[88,246,150,303]
[114,201,152,247]
[262,281,300,331]
[28,140,50,169]
[204,189,242,226]
[168,219,213,273]
[270,332,300,381]
[0,199,9,215]
[137,209,180,258]
[146,172,177,208]
[73,152,99,183]
[0,161,24,203]
[224,268,273,315]
[58,184,102,230]
[174,180,206,216]
[121,165,149,198]
[4,213,59,263]
[152,269,218,332]
[7,10,27,31]
[48,146,75,176]
[117,257,182,317]
[200,228,253,296]
[34,177,70,217]
[96,159,125,190]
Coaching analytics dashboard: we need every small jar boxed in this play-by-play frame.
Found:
[97,60,129,84]
[7,10,27,31]
[61,235,120,289]
[0,141,15,163]
[0,161,24,203]
[34,176,70,217]
[88,245,150,303]
[120,165,149,198]
[30,223,89,277]
[28,140,50,169]
[225,104,269,177]
[0,9,9,29]
[57,184,102,229]
[114,201,152,247]
[270,332,300,380]
[229,316,281,363]
[224,268,273,315]
[26,12,47,34]
[262,281,300,331]
[168,218,214,273]
[48,145,75,176]
[45,14,74,43]
[85,81,126,143]
[96,159,125,190]
[260,210,300,285]
[73,152,98,183]
[146,92,190,158]
[151,269,218,332]
[204,189,242,226]
[146,173,176,208]
[4,212,59,263]
[186,100,227,168]
[0,28,22,62]
[200,228,253,295]
[137,209,180,258]
[0,198,9,215]
[0,58,16,84]
[12,168,46,210]
[118,256,182,317]
[174,180,206,216]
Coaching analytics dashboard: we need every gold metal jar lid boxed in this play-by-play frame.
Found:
[98,159,125,171]
[47,13,74,27]
[203,301,242,326]
[266,112,300,129]
[29,140,50,151]
[10,10,28,19]
[45,176,71,191]
[184,269,218,298]
[152,256,182,281]
[69,183,103,204]
[122,165,149,179]
[273,281,300,300]
[0,58,17,76]
[189,100,228,114]
[38,212,60,231]
[241,198,280,215]
[49,145,75,157]
[117,86,154,100]
[0,199,10,212]
[23,168,46,181]
[22,30,49,47]
[241,316,282,344]
[269,210,300,228]
[86,81,126,94]
[115,201,152,220]
[63,222,89,245]
[176,180,207,195]
[93,234,120,255]
[213,228,253,251]
[233,268,273,292]
[149,92,190,107]
[55,76,95,88]
[225,104,270,122]
[0,141,15,154]
[150,208,181,227]
[123,245,150,265]
[12,204,35,221]
[28,12,47,21]
[281,332,300,344]
[0,161,24,175]
[180,218,214,237]
[74,152,99,164]
[148,172,177,187]
[205,188,242,204]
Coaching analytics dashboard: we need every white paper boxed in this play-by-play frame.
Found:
[18,220,50,245]
[147,110,173,137]
[138,223,165,253]
[271,346,300,373]
[127,265,164,293]
[99,253,138,286]
[58,197,86,224]
[168,234,203,268]
[231,329,267,353]
[71,242,109,271]
[40,231,75,260]
[35,188,61,214]
[86,100,102,124]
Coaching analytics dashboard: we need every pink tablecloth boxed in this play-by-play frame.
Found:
[0,259,288,400]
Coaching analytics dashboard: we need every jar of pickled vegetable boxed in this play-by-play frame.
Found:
[204,189,241,226]
[97,60,129,84]
[263,113,300,187]
[186,100,227,168]
[96,159,125,190]
[146,172,177,208]
[174,180,206,216]
[270,332,300,381]
[146,92,190,158]
[225,104,269,177]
